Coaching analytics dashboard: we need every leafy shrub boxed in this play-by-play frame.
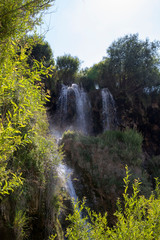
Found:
[66,167,160,240]
[147,155,160,180]
[62,129,143,166]
[62,130,76,140]
[13,210,29,240]
[96,129,143,166]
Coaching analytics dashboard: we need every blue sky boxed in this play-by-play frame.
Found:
[41,0,160,69]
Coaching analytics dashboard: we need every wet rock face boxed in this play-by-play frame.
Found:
[116,94,160,155]
[89,90,160,155]
[89,90,103,134]
[144,106,160,155]
[66,88,77,124]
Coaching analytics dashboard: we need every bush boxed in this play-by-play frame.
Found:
[66,167,160,240]
[147,155,160,180]
[97,129,143,166]
[63,129,143,166]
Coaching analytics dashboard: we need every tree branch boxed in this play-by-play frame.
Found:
[0,0,54,18]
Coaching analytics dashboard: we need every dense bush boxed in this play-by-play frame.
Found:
[66,167,160,240]
[147,155,160,181]
[61,129,151,215]
[0,0,63,238]
[98,129,143,166]
[63,129,143,166]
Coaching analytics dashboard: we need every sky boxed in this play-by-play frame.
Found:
[40,0,160,69]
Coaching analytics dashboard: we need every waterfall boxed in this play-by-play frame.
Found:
[57,84,68,125]
[57,84,92,134]
[49,85,118,235]
[57,163,78,202]
[101,88,117,130]
[51,85,88,226]
[71,84,90,133]
[50,129,78,203]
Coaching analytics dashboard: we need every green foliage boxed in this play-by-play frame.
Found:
[87,62,104,82]
[147,155,160,180]
[84,61,106,90]
[66,201,93,240]
[0,44,61,240]
[0,0,62,238]
[0,169,23,199]
[106,34,160,95]
[99,129,143,166]
[56,54,80,85]
[63,129,143,166]
[48,234,57,240]
[82,34,160,95]
[0,0,54,43]
[66,167,160,240]
[62,130,76,140]
[77,61,108,91]
[28,37,54,67]
[13,210,29,240]
[75,69,94,92]
[0,31,59,203]
[26,36,57,92]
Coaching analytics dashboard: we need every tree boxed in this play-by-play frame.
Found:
[56,54,80,85]
[28,37,54,67]
[106,34,160,95]
[77,59,117,93]
[77,61,107,91]
[0,0,54,42]
[27,36,57,92]
[0,0,58,204]
[0,0,62,238]
[87,61,105,84]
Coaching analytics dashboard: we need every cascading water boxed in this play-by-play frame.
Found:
[57,84,92,134]
[57,84,68,126]
[49,125,79,205]
[57,163,78,202]
[52,84,92,225]
[51,84,91,229]
[71,84,90,133]
[101,88,117,130]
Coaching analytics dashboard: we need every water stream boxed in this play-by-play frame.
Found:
[49,124,79,205]
[101,88,117,130]
[57,163,78,202]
